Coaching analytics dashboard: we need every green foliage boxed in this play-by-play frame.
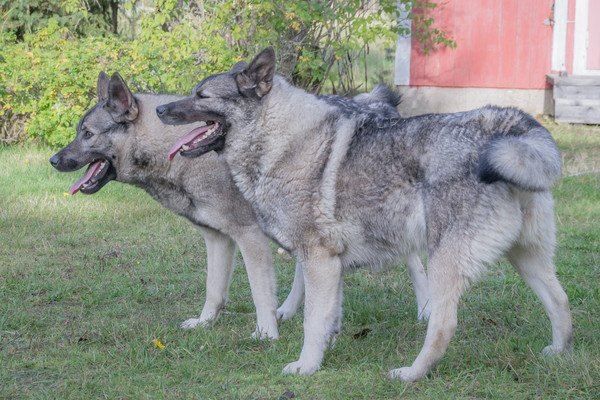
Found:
[0,17,230,147]
[410,1,457,54]
[0,1,455,147]
[0,0,116,40]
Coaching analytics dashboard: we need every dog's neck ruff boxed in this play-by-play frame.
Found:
[222,78,360,252]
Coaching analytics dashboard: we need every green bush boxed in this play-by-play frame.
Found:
[0,19,234,147]
[0,1,454,147]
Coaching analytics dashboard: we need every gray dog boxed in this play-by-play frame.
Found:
[157,47,573,381]
[49,72,429,341]
[50,72,280,340]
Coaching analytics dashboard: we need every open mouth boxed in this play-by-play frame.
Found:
[68,159,112,195]
[167,121,223,161]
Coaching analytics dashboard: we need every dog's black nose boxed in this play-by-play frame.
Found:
[49,154,59,167]
[156,105,167,117]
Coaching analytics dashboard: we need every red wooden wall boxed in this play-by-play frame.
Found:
[410,0,555,89]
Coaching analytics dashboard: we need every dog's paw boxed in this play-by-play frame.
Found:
[276,305,297,321]
[542,344,569,356]
[387,367,422,382]
[180,317,211,330]
[251,326,279,341]
[282,360,320,376]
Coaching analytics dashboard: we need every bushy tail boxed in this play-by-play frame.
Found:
[478,125,561,191]
[353,84,402,108]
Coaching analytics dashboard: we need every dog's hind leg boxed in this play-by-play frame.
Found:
[282,246,343,375]
[507,193,572,354]
[389,249,468,382]
[277,259,305,321]
[181,227,236,329]
[237,227,279,340]
[507,246,572,354]
[405,253,430,321]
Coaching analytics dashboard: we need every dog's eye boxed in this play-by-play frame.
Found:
[83,130,93,139]
[196,91,209,99]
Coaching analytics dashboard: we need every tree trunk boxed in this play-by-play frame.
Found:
[278,28,309,80]
[111,0,118,34]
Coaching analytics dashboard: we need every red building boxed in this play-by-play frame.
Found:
[395,0,600,122]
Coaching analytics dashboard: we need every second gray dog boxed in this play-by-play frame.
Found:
[157,48,572,382]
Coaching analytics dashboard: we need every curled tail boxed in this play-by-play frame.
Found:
[478,125,561,191]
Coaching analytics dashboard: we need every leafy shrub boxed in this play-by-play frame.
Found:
[0,18,231,147]
[0,0,117,40]
[0,1,454,147]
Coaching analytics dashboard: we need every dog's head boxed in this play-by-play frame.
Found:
[49,72,138,194]
[156,47,276,160]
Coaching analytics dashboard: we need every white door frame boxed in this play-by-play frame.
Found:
[552,0,568,71]
[573,0,600,74]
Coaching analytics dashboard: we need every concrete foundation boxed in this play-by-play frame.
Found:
[396,86,553,117]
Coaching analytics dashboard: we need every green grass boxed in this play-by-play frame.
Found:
[1,122,599,399]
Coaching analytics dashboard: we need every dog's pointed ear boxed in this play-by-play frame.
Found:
[97,72,109,102]
[235,47,275,98]
[106,72,138,122]
[230,61,248,74]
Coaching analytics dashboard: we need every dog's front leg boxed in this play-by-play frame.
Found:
[277,259,305,321]
[237,227,279,340]
[282,247,343,375]
[405,253,430,321]
[181,227,236,329]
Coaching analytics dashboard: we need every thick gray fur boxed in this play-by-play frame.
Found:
[157,48,572,381]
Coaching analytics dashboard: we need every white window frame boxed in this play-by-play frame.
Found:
[573,0,600,74]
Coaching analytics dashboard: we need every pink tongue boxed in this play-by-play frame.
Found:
[68,160,104,195]
[167,125,212,161]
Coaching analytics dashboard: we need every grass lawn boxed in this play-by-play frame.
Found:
[1,122,599,399]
